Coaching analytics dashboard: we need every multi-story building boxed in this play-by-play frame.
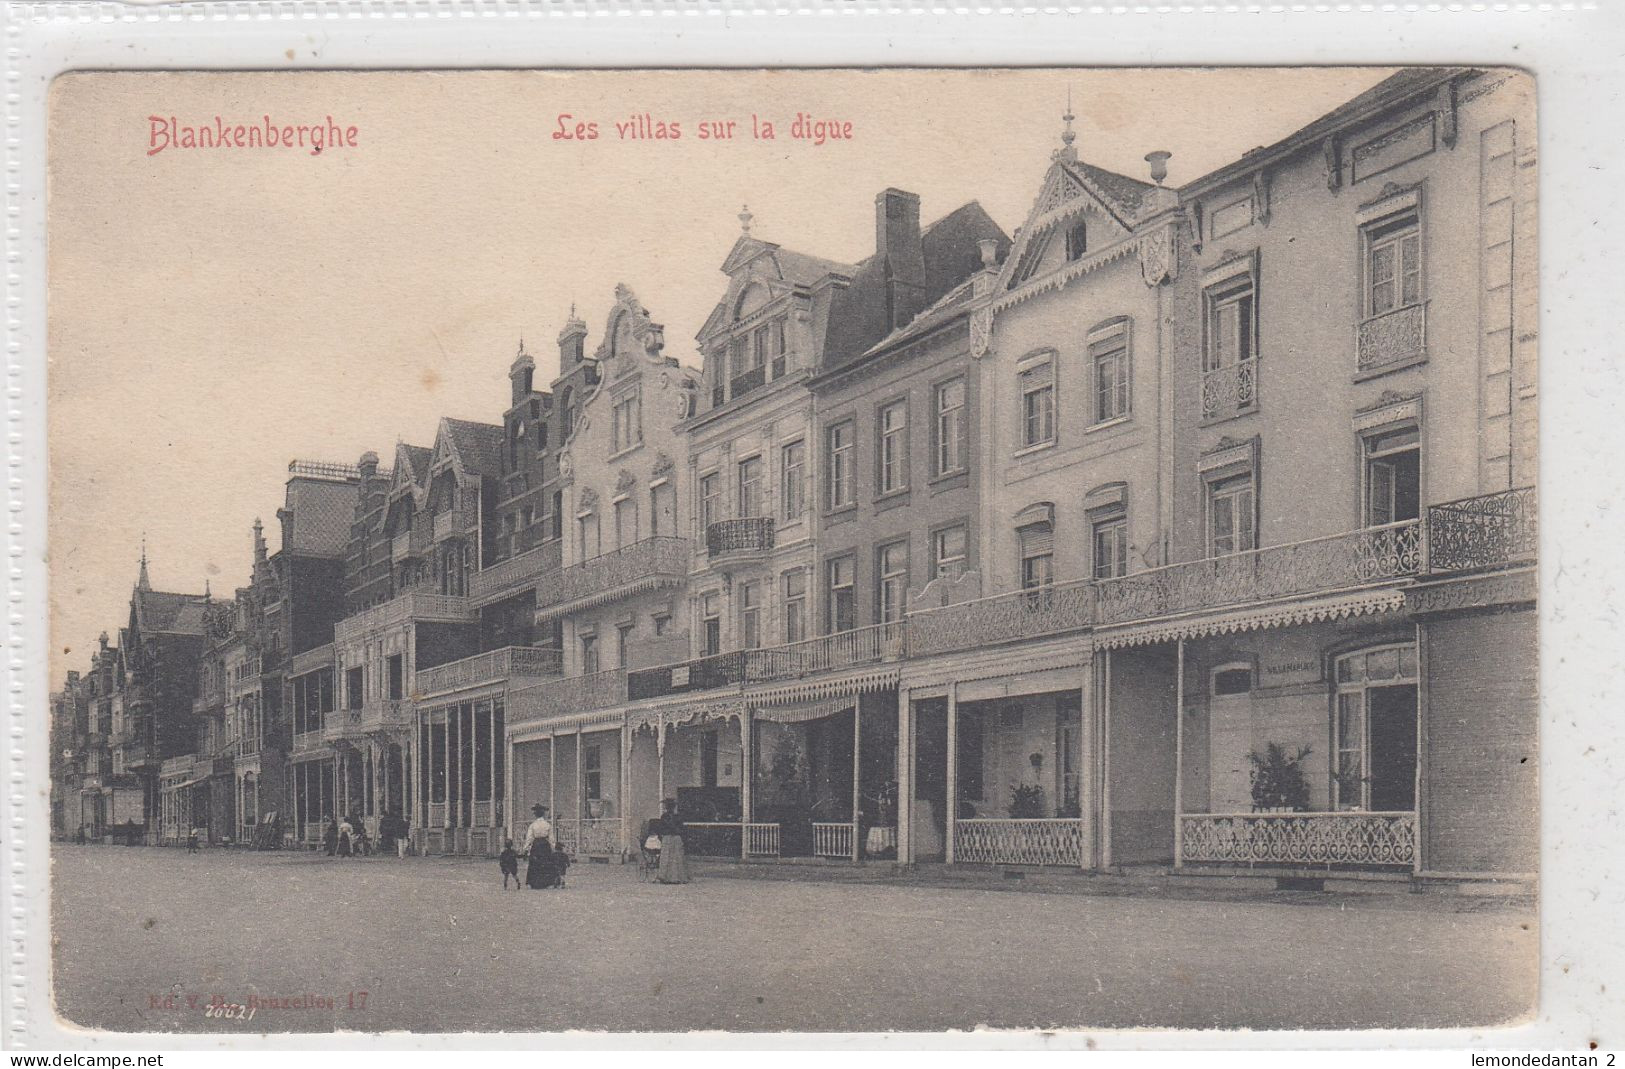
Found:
[506,286,700,861]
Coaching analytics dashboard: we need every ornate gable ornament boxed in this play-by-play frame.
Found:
[614,468,637,496]
[593,284,666,370]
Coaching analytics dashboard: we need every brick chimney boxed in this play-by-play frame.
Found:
[875,188,927,332]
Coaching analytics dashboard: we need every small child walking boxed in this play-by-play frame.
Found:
[498,839,520,890]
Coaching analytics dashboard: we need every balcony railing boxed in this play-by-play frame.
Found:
[160,756,195,778]
[1096,520,1421,626]
[509,669,628,727]
[391,529,412,562]
[324,698,413,740]
[729,364,766,401]
[908,579,1095,658]
[414,646,563,698]
[535,536,691,620]
[1201,358,1257,421]
[706,517,775,558]
[1356,302,1427,374]
[335,591,476,641]
[628,651,747,701]
[954,818,1085,867]
[1180,811,1416,868]
[291,729,328,756]
[745,621,905,684]
[433,502,479,543]
[470,539,562,606]
[812,821,855,859]
[1425,487,1536,574]
[192,689,224,716]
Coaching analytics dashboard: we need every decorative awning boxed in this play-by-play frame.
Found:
[752,695,855,725]
[745,667,899,708]
[1093,588,1407,650]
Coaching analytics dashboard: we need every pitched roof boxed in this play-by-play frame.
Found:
[1063,159,1157,218]
[861,277,977,357]
[441,418,505,478]
[133,589,210,636]
[398,444,433,487]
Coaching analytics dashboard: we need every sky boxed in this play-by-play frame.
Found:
[47,66,1393,683]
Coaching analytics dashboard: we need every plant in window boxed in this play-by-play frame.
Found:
[1246,743,1313,812]
[1008,782,1047,819]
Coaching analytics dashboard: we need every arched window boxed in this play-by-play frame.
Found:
[1332,644,1419,812]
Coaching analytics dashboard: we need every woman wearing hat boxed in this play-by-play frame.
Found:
[521,804,553,890]
[653,798,690,885]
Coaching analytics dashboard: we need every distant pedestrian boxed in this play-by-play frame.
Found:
[337,816,355,858]
[187,826,200,853]
[522,804,553,890]
[75,825,86,846]
[499,839,520,890]
[323,815,337,856]
[653,799,690,885]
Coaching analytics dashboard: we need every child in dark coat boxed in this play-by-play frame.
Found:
[499,840,520,890]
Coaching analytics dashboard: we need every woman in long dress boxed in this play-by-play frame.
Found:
[655,799,690,884]
[521,804,553,889]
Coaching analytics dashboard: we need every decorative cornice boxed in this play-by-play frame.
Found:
[1404,567,1536,617]
[1093,589,1408,650]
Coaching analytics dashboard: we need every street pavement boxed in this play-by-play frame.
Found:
[49,844,1536,1035]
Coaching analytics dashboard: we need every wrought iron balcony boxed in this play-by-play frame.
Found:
[291,729,329,756]
[908,579,1095,658]
[628,651,748,701]
[1425,487,1536,574]
[508,669,628,728]
[1356,302,1427,375]
[1180,811,1416,868]
[705,517,775,559]
[324,698,413,741]
[334,591,476,642]
[729,364,766,401]
[1095,520,1422,627]
[745,621,905,684]
[414,646,563,699]
[954,818,1085,867]
[534,536,692,622]
[470,539,562,607]
[160,755,195,778]
[1201,358,1257,421]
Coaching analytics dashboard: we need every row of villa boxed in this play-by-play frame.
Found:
[51,67,1538,890]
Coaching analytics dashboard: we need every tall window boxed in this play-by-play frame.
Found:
[699,473,720,533]
[1065,219,1089,261]
[701,593,722,657]
[649,483,673,537]
[580,634,598,674]
[878,401,908,494]
[1207,472,1256,556]
[578,510,599,561]
[387,654,404,701]
[1206,275,1257,372]
[1365,212,1422,317]
[1019,525,1054,590]
[1020,358,1055,447]
[1334,645,1420,811]
[1090,325,1130,424]
[933,525,967,578]
[781,440,805,522]
[614,497,637,549]
[769,317,788,379]
[934,378,966,476]
[611,392,642,453]
[751,323,771,372]
[617,623,634,667]
[1363,426,1421,526]
[346,666,364,710]
[739,581,761,650]
[877,541,909,624]
[1091,515,1128,580]
[826,557,855,634]
[826,421,854,510]
[583,744,602,801]
[737,456,763,519]
[783,570,807,644]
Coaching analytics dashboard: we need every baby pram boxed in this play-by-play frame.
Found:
[638,820,662,882]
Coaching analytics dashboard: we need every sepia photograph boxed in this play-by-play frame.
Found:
[42,65,1538,1036]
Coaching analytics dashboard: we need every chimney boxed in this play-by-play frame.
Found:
[253,518,268,567]
[558,305,588,367]
[875,188,927,332]
[509,338,536,406]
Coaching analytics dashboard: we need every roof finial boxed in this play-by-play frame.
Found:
[1058,87,1078,164]
[738,204,754,235]
[137,534,151,592]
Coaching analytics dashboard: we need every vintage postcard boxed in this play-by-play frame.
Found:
[41,64,1542,1038]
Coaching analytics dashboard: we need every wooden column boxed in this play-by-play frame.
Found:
[896,686,912,867]
[656,719,666,804]
[548,733,557,825]
[1079,656,1096,870]
[739,709,753,861]
[850,700,862,862]
[505,733,517,848]
[1101,650,1113,871]
[619,717,631,861]
[945,681,958,865]
[443,711,454,830]
[485,703,496,836]
[1173,638,1186,870]
[1414,620,1426,876]
[573,728,584,850]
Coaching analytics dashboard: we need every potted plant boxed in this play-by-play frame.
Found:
[1008,783,1046,819]
[1246,743,1313,812]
